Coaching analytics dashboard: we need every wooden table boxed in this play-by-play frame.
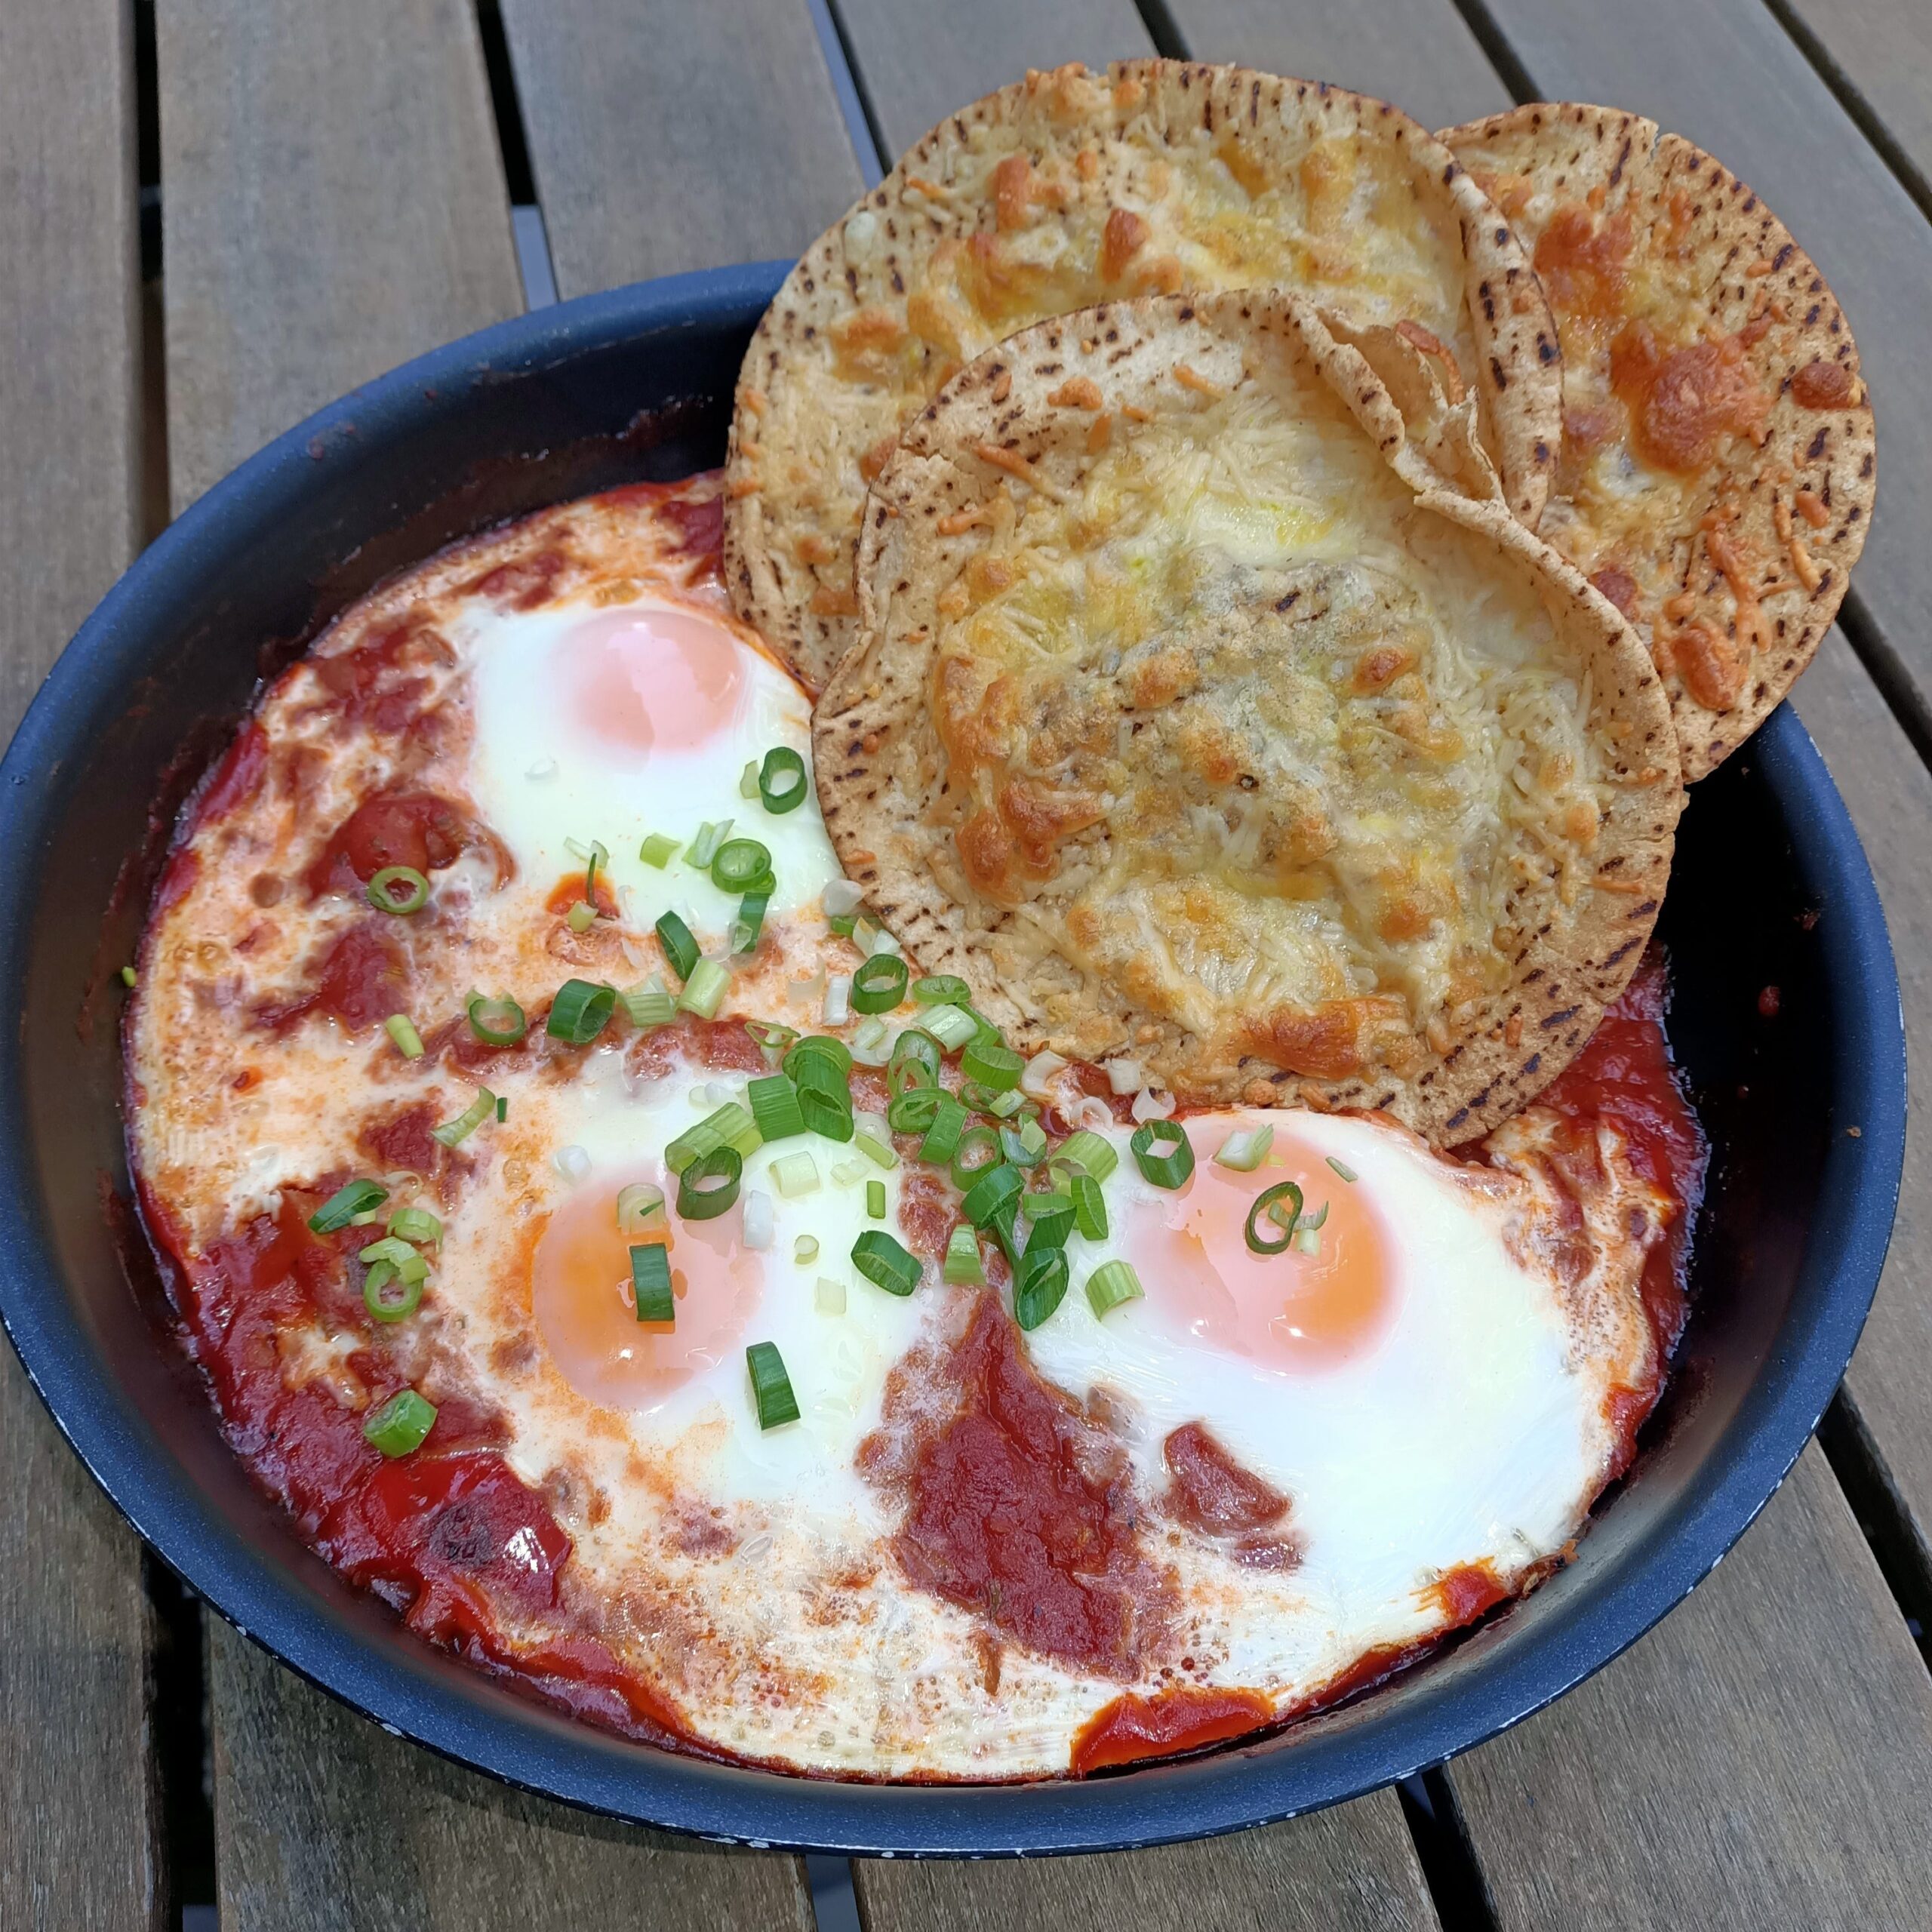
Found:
[5,2,1932,1925]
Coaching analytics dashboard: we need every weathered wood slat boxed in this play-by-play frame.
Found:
[497,0,867,297]
[1774,0,1932,207]
[1453,1441,1932,1927]
[0,5,162,1927]
[209,1626,814,1932]
[158,0,523,510]
[833,0,1153,162]
[1161,0,1510,132]
[853,1796,1439,1932]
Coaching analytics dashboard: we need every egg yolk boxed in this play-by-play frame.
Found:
[566,603,744,756]
[1125,1121,1398,1371]
[531,1168,762,1411]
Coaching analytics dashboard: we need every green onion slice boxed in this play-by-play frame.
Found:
[912,974,971,1006]
[745,1019,799,1060]
[1023,1192,1075,1251]
[357,1235,418,1268]
[866,1178,887,1220]
[432,1088,496,1148]
[1069,1172,1108,1241]
[747,1074,806,1143]
[888,1028,942,1094]
[784,1034,853,1079]
[629,1243,675,1322]
[960,1160,1023,1229]
[387,1206,441,1245]
[887,1086,942,1134]
[584,838,608,903]
[1086,1259,1143,1318]
[688,819,732,869]
[1054,1128,1119,1182]
[851,953,909,1014]
[677,958,731,1019]
[665,1103,761,1174]
[799,1086,854,1143]
[919,1004,978,1052]
[363,1261,423,1323]
[366,866,429,915]
[363,1388,437,1457]
[495,1095,508,1122]
[467,994,528,1045]
[1131,1118,1195,1189]
[384,1014,425,1059]
[852,1229,920,1297]
[655,911,700,982]
[1245,1180,1304,1256]
[619,976,675,1029]
[961,1038,1025,1092]
[639,832,679,869]
[566,900,598,934]
[615,1183,666,1237]
[827,911,857,939]
[309,1178,386,1235]
[746,1340,799,1429]
[546,978,616,1045]
[943,1223,986,1285]
[676,1144,743,1221]
[1214,1124,1275,1173]
[1327,1156,1358,1183]
[998,1119,1047,1168]
[711,838,772,892]
[949,1125,1001,1192]
[771,1151,821,1198]
[731,890,770,955]
[918,1094,969,1168]
[1014,1246,1070,1331]
[758,746,808,814]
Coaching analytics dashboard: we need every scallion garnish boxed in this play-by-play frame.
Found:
[785,1034,854,1078]
[960,1161,1023,1229]
[919,1093,969,1167]
[1085,1259,1143,1318]
[1053,1129,1118,1183]
[852,1229,920,1297]
[366,866,429,915]
[1131,1118,1194,1189]
[584,838,608,903]
[740,758,761,801]
[771,1150,822,1198]
[854,1113,897,1168]
[986,1088,1032,1121]
[920,1004,978,1052]
[888,1086,943,1134]
[120,965,137,989]
[384,1014,425,1059]
[746,1340,799,1429]
[309,1178,386,1235]
[546,978,616,1045]
[1023,1192,1075,1251]
[1069,1172,1108,1241]
[943,1223,986,1285]
[639,833,679,869]
[888,1029,942,1095]
[758,746,808,814]
[1014,1246,1070,1331]
[851,954,909,1014]
[616,1183,666,1237]
[566,900,598,934]
[745,1019,799,1061]
[629,1243,675,1322]
[494,1095,507,1121]
[998,1119,1047,1167]
[866,1178,886,1220]
[950,1125,1002,1192]
[747,1074,806,1143]
[677,1144,743,1220]
[688,819,733,869]
[1214,1124,1274,1173]
[362,1261,423,1323]
[362,1388,437,1456]
[357,1235,418,1269]
[432,1088,496,1148]
[467,994,528,1045]
[794,1236,820,1268]
[711,838,771,895]
[1245,1180,1304,1256]
[799,1086,854,1142]
[731,890,770,955]
[961,1038,1025,1092]
[387,1206,441,1245]
[677,958,731,1019]
[655,911,700,982]
[1327,1156,1358,1183]
[665,1103,761,1175]
[912,975,970,1006]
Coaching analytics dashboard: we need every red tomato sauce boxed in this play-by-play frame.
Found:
[1072,1684,1277,1776]
[306,792,491,897]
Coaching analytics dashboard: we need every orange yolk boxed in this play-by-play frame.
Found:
[566,603,744,756]
[1124,1121,1398,1371]
[531,1168,763,1411]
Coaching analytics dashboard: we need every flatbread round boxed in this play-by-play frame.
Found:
[728,59,1563,691]
[815,292,1681,1145]
[1442,103,1875,779]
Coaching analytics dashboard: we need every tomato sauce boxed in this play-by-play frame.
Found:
[306,792,490,897]
[1072,1684,1276,1776]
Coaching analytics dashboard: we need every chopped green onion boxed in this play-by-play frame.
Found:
[771,1151,822,1198]
[678,958,731,1019]
[799,1087,854,1142]
[366,866,429,915]
[758,746,809,814]
[866,1178,886,1220]
[986,1088,1033,1121]
[677,1144,743,1220]
[432,1088,496,1148]
[785,1035,853,1078]
[563,837,593,864]
[815,1276,847,1315]
[655,912,700,981]
[1296,1200,1330,1233]
[920,1004,978,1052]
[851,954,909,1014]
[616,1183,666,1237]
[854,1114,897,1168]
[688,819,733,869]
[852,1230,920,1297]
[747,1074,806,1143]
[495,1095,507,1121]
[888,1086,943,1134]
[1023,1192,1075,1251]
[961,1161,1023,1229]
[1014,1247,1070,1331]
[309,1179,386,1235]
[794,1234,820,1265]
[943,1223,986,1285]
[1245,1180,1303,1256]
[584,839,608,902]
[711,838,772,892]
[362,1260,423,1323]
[746,1340,799,1429]
[986,1198,1025,1268]
[746,1019,799,1061]
[357,1235,418,1269]
[731,891,770,955]
[618,976,675,1029]
[740,759,762,801]
[950,1124,1001,1192]
[888,1029,943,1095]
[1069,1172,1108,1241]
[119,964,137,988]
[961,1038,1025,1092]
[790,1060,851,1106]
[964,1004,1007,1051]
[665,1103,761,1174]
[851,1015,891,1066]
[387,1206,441,1245]
[827,911,857,940]
[629,1243,675,1321]
[639,833,680,869]
[1327,1156,1358,1183]
[912,975,971,1006]
[363,1388,437,1456]
[1053,1129,1118,1182]
[1214,1124,1275,1172]
[546,978,616,1045]
[383,1014,425,1059]
[1086,1260,1143,1318]
[1294,1226,1322,1255]
[999,1119,1047,1167]
[1131,1118,1195,1189]
[919,1094,970,1166]
[566,900,598,934]
[467,994,528,1045]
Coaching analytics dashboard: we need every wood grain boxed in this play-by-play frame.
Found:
[834,0,1154,162]
[1160,0,1511,131]
[854,1794,1438,1932]
[498,0,867,297]
[0,5,162,1928]
[1472,0,1932,715]
[1774,0,1932,206]
[157,0,523,510]
[1451,1442,1932,1927]
[209,1624,814,1932]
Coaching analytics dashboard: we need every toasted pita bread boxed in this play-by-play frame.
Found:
[1442,103,1875,779]
[728,60,1562,691]
[816,292,1681,1144]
